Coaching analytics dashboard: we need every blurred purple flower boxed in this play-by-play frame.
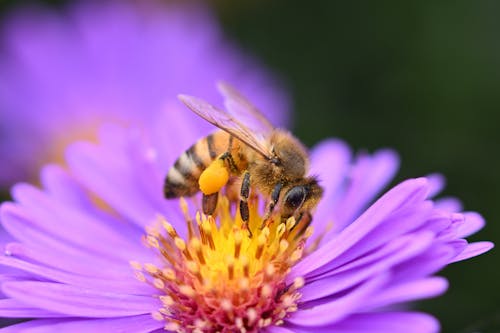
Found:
[0,0,289,186]
[0,87,492,331]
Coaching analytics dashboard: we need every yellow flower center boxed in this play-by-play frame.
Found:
[131,195,313,332]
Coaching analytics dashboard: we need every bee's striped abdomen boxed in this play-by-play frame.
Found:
[164,131,234,198]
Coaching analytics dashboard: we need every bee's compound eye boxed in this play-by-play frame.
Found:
[283,186,307,210]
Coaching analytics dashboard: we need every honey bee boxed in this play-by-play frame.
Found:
[164,82,323,233]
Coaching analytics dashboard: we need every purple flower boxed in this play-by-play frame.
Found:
[0,0,289,185]
[0,87,492,332]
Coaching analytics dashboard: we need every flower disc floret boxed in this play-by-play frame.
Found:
[132,196,312,332]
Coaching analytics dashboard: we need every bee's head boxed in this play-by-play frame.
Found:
[281,176,323,218]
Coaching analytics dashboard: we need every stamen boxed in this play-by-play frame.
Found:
[279,239,289,254]
[134,271,146,282]
[246,308,258,324]
[129,261,142,270]
[220,298,233,311]
[159,295,174,306]
[152,311,164,321]
[161,268,176,281]
[186,261,203,284]
[276,223,286,238]
[161,218,178,238]
[234,230,243,258]
[286,216,296,231]
[293,276,305,290]
[201,219,215,250]
[144,263,159,275]
[289,249,303,264]
[174,237,186,251]
[261,283,272,297]
[255,233,266,260]
[174,237,193,261]
[164,322,180,331]
[226,255,235,280]
[153,278,165,289]
[146,235,160,249]
[240,255,250,278]
[189,238,205,265]
[140,193,312,331]
[264,263,276,281]
[179,284,195,297]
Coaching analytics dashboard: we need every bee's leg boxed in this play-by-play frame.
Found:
[202,193,219,216]
[262,183,283,228]
[219,152,238,173]
[291,211,312,239]
[239,171,252,237]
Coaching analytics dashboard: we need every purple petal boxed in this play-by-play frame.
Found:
[292,178,430,278]
[3,241,144,281]
[425,173,445,198]
[415,210,453,235]
[148,102,213,172]
[65,141,160,228]
[300,232,434,302]
[455,212,485,238]
[391,243,458,282]
[433,213,465,241]
[2,281,158,317]
[0,315,163,333]
[0,299,61,318]
[450,241,494,263]
[39,164,148,244]
[330,149,399,233]
[361,277,448,310]
[91,124,189,236]
[309,139,352,235]
[40,165,94,210]
[324,312,439,333]
[64,126,186,236]
[446,239,470,257]
[10,183,146,260]
[0,255,151,295]
[317,201,433,275]
[0,203,153,270]
[265,326,295,333]
[434,197,462,212]
[287,274,388,326]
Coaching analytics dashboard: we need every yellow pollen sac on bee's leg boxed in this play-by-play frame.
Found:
[199,159,229,195]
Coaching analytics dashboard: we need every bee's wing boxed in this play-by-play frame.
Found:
[217,81,275,135]
[178,94,273,158]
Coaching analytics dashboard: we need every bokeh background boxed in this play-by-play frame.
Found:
[1,0,499,332]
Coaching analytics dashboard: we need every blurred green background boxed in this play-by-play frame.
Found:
[1,0,499,332]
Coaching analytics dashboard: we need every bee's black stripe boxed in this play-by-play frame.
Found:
[227,135,234,151]
[220,151,238,173]
[187,144,206,169]
[207,134,217,159]
[164,180,182,198]
[174,157,197,181]
[222,135,239,173]
[164,178,197,198]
